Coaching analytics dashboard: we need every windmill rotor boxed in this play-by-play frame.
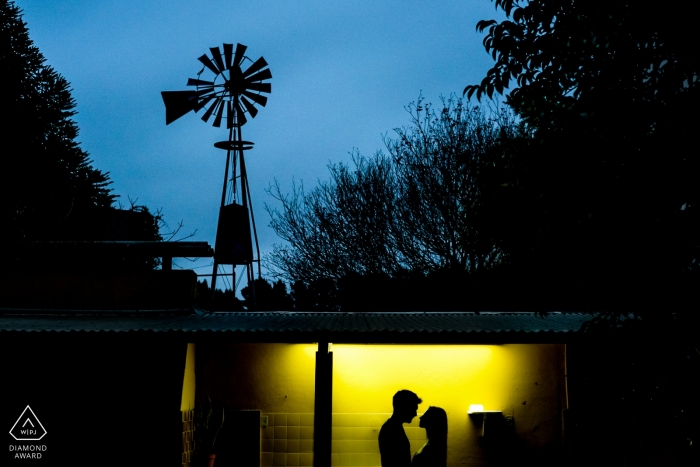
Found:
[161,43,270,309]
[161,43,271,128]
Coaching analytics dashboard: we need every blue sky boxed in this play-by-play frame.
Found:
[19,0,503,287]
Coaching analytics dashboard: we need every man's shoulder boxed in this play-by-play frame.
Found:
[380,418,397,430]
[379,418,403,439]
[378,419,390,437]
[378,417,410,467]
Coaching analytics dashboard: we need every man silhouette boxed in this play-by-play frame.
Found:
[379,390,422,467]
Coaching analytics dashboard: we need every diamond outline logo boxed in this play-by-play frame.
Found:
[9,406,47,441]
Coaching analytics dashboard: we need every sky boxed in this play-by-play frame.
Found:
[18,0,504,289]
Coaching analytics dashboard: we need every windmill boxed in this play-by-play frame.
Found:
[161,43,271,306]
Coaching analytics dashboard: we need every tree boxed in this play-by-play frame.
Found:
[465,0,698,126]
[195,278,295,312]
[1,0,115,242]
[464,0,700,308]
[2,1,165,274]
[241,279,294,311]
[196,279,245,311]
[265,97,519,285]
[464,2,700,461]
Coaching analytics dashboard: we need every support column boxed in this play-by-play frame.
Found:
[314,342,333,467]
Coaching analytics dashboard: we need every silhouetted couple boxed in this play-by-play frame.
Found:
[378,390,447,467]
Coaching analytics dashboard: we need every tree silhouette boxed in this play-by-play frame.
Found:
[465,0,700,309]
[2,1,163,272]
[266,97,520,285]
[196,279,245,311]
[241,279,294,311]
[465,2,700,461]
[196,278,294,312]
[1,0,114,242]
[290,278,339,312]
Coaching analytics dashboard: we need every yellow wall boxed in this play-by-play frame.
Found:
[181,343,196,411]
[197,343,565,467]
[197,343,318,467]
[197,343,317,413]
[332,344,565,466]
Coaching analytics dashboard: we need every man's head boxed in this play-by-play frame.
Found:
[392,390,422,423]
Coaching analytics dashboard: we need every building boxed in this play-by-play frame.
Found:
[0,241,591,467]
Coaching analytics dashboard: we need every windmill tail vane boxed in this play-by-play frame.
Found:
[161,43,271,308]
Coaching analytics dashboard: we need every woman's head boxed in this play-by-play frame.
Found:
[419,406,447,436]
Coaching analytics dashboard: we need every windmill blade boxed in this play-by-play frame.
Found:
[198,54,220,75]
[192,90,218,109]
[240,96,259,118]
[192,89,216,101]
[242,90,268,107]
[187,78,215,87]
[201,98,220,123]
[242,57,268,78]
[233,43,247,68]
[223,43,233,69]
[213,100,225,127]
[235,100,248,126]
[245,81,271,93]
[193,95,215,112]
[210,47,226,74]
[245,68,272,83]
[192,88,218,99]
[163,44,270,129]
[161,90,198,124]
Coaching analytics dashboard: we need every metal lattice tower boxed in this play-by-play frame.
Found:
[161,43,271,307]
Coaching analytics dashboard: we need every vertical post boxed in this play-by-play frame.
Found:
[211,128,234,299]
[237,122,256,308]
[562,343,574,455]
[314,342,333,467]
[242,158,262,280]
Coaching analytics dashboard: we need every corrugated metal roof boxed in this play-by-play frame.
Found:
[0,311,592,342]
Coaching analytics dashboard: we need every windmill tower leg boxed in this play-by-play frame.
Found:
[161,43,271,311]
[211,122,260,309]
[239,153,260,308]
[210,126,235,299]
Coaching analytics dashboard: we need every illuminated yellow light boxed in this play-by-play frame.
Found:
[180,343,196,411]
[330,344,565,467]
[198,342,564,467]
[196,343,318,414]
[332,344,504,413]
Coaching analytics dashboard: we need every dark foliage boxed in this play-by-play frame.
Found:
[567,317,700,465]
[196,278,293,312]
[241,278,294,311]
[290,278,340,312]
[1,1,117,241]
[196,279,245,311]
[465,0,700,311]
[2,1,163,272]
[466,1,700,460]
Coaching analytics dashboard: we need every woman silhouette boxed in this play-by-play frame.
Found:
[412,406,447,467]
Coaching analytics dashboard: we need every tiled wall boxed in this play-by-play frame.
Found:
[181,410,195,467]
[261,413,315,467]
[260,413,426,467]
[331,414,426,467]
